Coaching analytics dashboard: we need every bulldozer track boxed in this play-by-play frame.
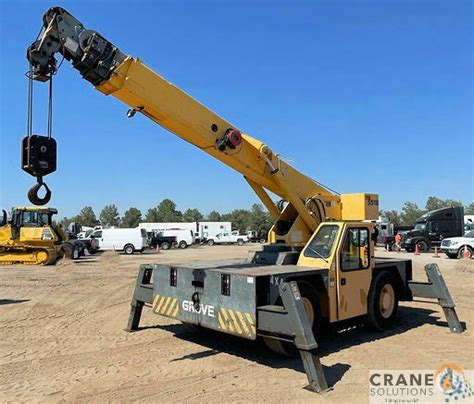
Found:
[0,245,58,266]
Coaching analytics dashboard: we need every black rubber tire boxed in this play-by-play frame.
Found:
[259,238,266,244]
[207,239,215,246]
[458,246,473,259]
[366,271,399,331]
[264,282,321,357]
[416,240,429,253]
[161,242,170,250]
[61,243,74,259]
[446,253,457,259]
[178,241,187,249]
[405,247,414,253]
[124,244,135,255]
[237,239,244,246]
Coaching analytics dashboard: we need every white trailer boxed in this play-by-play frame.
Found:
[139,222,197,234]
[198,222,232,241]
[139,222,233,244]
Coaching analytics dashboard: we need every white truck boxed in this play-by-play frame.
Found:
[440,230,474,259]
[139,222,195,248]
[88,228,148,254]
[159,229,194,249]
[206,231,247,246]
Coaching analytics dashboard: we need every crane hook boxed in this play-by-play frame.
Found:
[27,176,52,205]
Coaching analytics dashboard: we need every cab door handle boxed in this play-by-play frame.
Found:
[341,278,346,286]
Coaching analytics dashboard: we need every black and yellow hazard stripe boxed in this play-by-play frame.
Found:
[218,307,256,338]
[152,294,179,318]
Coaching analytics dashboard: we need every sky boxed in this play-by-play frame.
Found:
[0,0,472,219]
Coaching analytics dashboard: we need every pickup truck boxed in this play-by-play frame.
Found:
[206,231,247,246]
[440,230,474,258]
[147,231,177,250]
[66,231,99,256]
[246,230,267,244]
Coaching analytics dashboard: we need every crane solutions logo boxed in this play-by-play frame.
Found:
[369,363,473,403]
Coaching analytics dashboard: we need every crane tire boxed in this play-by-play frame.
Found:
[263,281,321,357]
[366,271,399,331]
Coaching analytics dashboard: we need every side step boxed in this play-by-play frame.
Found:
[408,263,464,333]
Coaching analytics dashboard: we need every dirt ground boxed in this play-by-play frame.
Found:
[1,244,472,403]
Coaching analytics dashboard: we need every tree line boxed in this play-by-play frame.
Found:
[59,196,473,233]
[59,199,273,235]
[381,197,474,226]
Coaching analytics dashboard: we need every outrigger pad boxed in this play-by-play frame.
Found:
[408,263,464,333]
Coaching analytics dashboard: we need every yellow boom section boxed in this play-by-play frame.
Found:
[96,57,342,244]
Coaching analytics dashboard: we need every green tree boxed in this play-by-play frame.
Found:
[59,216,77,228]
[156,199,183,222]
[145,207,159,222]
[121,207,142,228]
[100,204,121,227]
[399,202,424,226]
[183,208,203,222]
[225,209,252,232]
[380,210,401,226]
[76,206,98,227]
[249,204,272,236]
[425,196,463,211]
[465,202,474,215]
[207,210,221,222]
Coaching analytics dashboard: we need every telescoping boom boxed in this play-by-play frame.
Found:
[24,6,379,246]
[23,7,464,394]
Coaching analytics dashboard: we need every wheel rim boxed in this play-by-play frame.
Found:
[302,297,315,326]
[418,242,428,252]
[379,284,395,318]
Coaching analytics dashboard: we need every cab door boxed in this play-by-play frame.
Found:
[336,225,373,321]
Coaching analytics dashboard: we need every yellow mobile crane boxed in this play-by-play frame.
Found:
[24,7,463,392]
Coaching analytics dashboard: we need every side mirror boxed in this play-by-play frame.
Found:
[371,232,378,242]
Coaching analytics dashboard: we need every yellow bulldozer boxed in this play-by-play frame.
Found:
[0,206,84,265]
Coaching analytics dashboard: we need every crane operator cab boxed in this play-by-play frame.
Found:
[298,222,380,324]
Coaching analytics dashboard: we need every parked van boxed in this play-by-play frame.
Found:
[89,228,148,254]
[159,229,194,249]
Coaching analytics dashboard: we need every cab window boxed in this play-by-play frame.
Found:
[38,213,50,226]
[341,228,370,271]
[23,211,38,225]
[304,225,339,259]
[91,231,102,239]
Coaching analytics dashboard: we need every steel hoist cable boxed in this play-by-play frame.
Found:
[23,64,55,205]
